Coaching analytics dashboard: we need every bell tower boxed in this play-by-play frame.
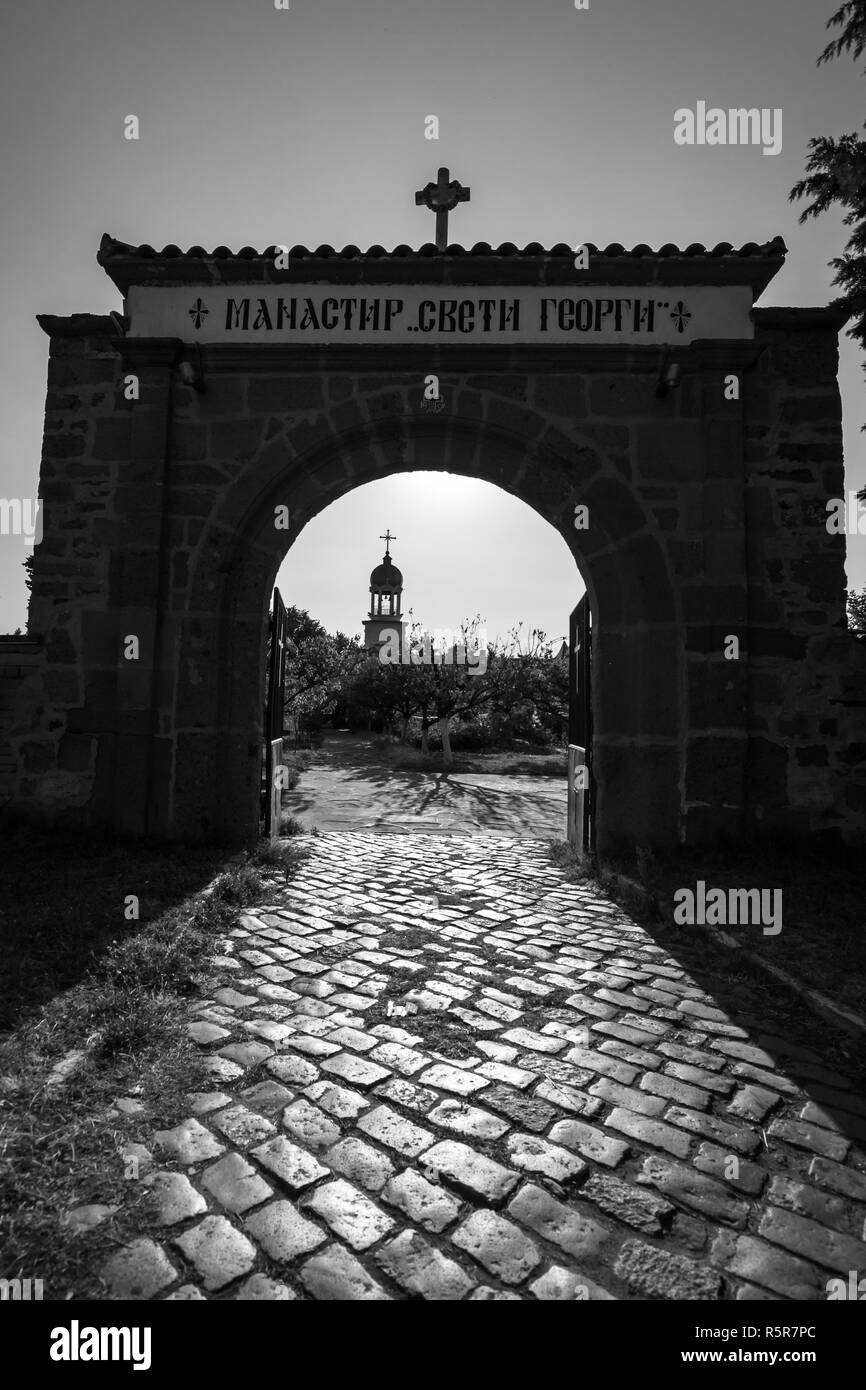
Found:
[363,530,406,655]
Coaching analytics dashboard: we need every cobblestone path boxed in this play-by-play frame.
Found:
[102,834,866,1301]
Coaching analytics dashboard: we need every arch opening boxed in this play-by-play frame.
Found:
[179,409,682,855]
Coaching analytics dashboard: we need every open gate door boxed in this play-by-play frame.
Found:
[263,587,288,839]
[567,594,595,855]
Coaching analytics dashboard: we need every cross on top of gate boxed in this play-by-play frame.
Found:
[380,529,396,556]
[414,167,470,251]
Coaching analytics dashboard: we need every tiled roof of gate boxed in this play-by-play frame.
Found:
[97,233,787,296]
[99,234,787,261]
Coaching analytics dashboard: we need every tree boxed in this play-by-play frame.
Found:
[340,653,404,733]
[492,624,570,740]
[790,2,866,436]
[281,607,364,732]
[419,616,498,764]
[369,616,498,763]
[817,2,866,69]
[333,614,571,761]
[848,585,866,636]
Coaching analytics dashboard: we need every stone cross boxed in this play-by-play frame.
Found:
[414,167,470,250]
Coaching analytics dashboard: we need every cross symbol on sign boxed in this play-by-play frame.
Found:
[188,297,209,329]
[414,167,471,251]
[670,300,691,334]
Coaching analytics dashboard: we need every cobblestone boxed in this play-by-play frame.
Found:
[665,1106,761,1155]
[235,1273,297,1300]
[201,1153,273,1214]
[325,1136,396,1191]
[588,1077,666,1116]
[604,1108,692,1158]
[615,1239,723,1300]
[693,1143,767,1195]
[427,1098,511,1139]
[418,1063,490,1095]
[581,1171,673,1233]
[712,1232,823,1300]
[101,1239,177,1300]
[251,1135,330,1191]
[305,1079,371,1118]
[102,831,864,1301]
[143,1172,208,1226]
[530,1265,617,1300]
[321,1052,392,1089]
[153,1118,224,1165]
[377,1230,476,1299]
[357,1103,436,1157]
[506,1132,587,1185]
[507,1182,610,1261]
[452,1210,541,1284]
[548,1118,630,1168]
[638,1155,749,1226]
[304,1179,394,1249]
[422,1141,520,1204]
[767,1118,851,1162]
[381,1168,463,1232]
[757,1205,866,1274]
[766,1176,857,1235]
[808,1157,866,1203]
[281,1099,342,1150]
[301,1243,392,1299]
[244,1199,327,1260]
[173,1216,257,1291]
[210,1104,277,1148]
[479,1085,557,1132]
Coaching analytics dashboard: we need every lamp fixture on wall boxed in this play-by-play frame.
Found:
[655,358,681,399]
[178,344,206,394]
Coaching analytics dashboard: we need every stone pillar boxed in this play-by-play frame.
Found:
[110,338,181,835]
[683,343,757,841]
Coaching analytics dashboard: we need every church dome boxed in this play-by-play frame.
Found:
[370,554,403,589]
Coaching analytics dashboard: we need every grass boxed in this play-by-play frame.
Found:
[548,839,601,885]
[0,828,310,1298]
[0,827,231,1037]
[279,813,308,836]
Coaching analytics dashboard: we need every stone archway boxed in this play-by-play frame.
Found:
[4,235,864,852]
[167,398,682,854]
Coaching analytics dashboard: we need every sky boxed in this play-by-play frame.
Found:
[0,0,863,636]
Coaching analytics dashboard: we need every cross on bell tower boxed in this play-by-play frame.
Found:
[363,532,406,654]
[414,167,471,251]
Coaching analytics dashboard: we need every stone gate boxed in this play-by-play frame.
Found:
[1,230,864,854]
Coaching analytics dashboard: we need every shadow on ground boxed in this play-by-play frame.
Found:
[0,826,228,1036]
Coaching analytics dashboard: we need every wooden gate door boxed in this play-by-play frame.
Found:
[567,594,595,855]
[263,587,288,838]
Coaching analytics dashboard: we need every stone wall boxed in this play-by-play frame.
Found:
[743,308,866,843]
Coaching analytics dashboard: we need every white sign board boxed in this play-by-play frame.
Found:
[126,284,754,346]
